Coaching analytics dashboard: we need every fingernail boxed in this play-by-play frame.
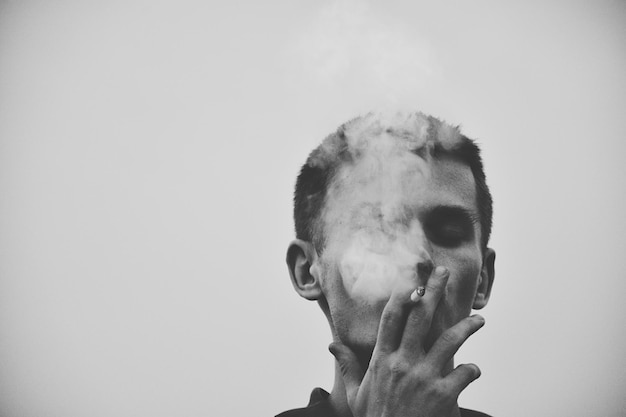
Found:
[435,266,448,276]
[472,314,485,324]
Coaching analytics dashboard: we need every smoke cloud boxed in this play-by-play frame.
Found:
[315,112,463,302]
[287,0,440,107]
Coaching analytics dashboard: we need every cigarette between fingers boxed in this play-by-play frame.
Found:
[410,286,426,302]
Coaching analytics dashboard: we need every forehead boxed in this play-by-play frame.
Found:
[422,156,477,211]
[326,154,478,224]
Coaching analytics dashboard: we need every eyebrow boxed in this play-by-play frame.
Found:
[397,204,479,227]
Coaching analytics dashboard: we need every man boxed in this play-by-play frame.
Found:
[280,112,496,417]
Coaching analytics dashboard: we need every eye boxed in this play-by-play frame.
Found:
[424,207,476,248]
[427,222,471,247]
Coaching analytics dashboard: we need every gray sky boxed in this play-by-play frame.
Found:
[1,1,625,416]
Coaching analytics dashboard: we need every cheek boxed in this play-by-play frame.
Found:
[320,264,387,346]
[435,247,482,309]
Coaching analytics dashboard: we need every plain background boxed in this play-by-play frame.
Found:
[1,1,625,416]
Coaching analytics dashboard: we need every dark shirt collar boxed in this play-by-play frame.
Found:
[277,388,492,417]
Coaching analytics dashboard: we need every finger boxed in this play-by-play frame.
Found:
[445,363,481,394]
[400,266,450,353]
[420,265,450,314]
[373,278,416,355]
[329,342,365,403]
[426,315,485,367]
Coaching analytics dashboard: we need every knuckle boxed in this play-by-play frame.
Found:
[434,379,450,395]
[388,357,410,378]
[425,280,440,293]
[410,364,436,384]
[438,378,464,401]
[431,380,455,401]
[425,274,449,295]
[439,328,461,346]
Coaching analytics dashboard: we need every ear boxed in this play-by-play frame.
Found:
[286,239,323,301]
[473,248,495,309]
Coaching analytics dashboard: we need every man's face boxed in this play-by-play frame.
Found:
[315,154,486,357]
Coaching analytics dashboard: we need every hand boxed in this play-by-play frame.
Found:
[329,266,485,417]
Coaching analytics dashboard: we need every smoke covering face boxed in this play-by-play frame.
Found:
[314,112,463,303]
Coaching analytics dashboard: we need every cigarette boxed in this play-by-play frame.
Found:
[410,286,426,302]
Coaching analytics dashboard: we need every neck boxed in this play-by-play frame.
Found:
[328,361,353,417]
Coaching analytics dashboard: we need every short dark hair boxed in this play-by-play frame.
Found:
[293,113,493,254]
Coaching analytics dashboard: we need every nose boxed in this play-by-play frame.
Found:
[404,219,433,280]
[414,235,434,281]
[417,256,434,281]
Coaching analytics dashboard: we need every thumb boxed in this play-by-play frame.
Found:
[328,342,365,402]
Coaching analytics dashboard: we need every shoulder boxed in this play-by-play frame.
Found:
[460,407,493,417]
[276,390,491,417]
[276,388,336,417]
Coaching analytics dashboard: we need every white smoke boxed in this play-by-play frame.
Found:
[288,0,440,107]
[318,112,463,302]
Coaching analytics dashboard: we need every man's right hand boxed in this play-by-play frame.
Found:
[329,266,485,417]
